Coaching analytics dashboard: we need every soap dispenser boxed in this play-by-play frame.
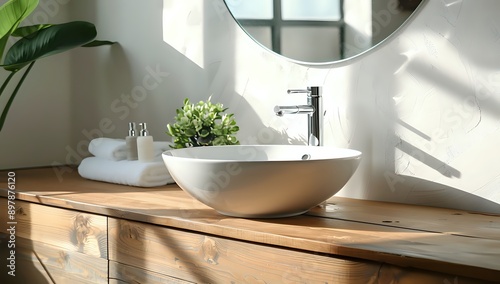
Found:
[137,122,154,162]
[125,122,138,160]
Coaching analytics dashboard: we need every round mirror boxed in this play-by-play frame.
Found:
[224,0,423,64]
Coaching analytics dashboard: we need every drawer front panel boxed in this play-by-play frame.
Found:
[0,198,107,259]
[0,235,108,283]
[109,260,194,284]
[109,218,380,283]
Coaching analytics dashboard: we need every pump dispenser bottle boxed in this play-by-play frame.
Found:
[126,122,138,160]
[137,122,154,162]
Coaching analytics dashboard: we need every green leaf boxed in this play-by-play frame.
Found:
[2,21,98,72]
[82,40,115,47]
[0,0,39,61]
[185,128,196,137]
[11,24,51,37]
[199,129,210,137]
[166,124,175,136]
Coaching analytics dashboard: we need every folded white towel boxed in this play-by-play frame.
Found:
[89,138,171,161]
[78,157,175,187]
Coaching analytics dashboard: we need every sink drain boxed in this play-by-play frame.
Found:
[301,154,311,160]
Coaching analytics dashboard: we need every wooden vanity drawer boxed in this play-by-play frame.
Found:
[0,199,107,259]
[0,235,108,283]
[108,218,381,283]
[109,260,195,284]
[0,198,108,283]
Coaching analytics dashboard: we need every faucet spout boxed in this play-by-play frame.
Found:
[274,105,314,116]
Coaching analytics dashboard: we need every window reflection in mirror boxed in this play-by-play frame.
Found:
[225,0,423,63]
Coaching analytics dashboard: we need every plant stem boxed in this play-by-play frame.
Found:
[0,61,35,132]
[190,136,199,147]
[0,71,16,99]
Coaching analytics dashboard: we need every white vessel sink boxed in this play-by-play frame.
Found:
[162,145,361,218]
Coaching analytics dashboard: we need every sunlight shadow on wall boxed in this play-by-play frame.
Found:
[163,0,205,69]
[382,0,500,212]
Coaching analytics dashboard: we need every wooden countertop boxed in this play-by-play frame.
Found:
[1,167,500,281]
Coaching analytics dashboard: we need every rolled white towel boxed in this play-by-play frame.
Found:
[89,138,126,160]
[89,138,171,161]
[78,157,175,187]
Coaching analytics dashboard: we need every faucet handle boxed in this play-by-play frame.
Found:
[287,86,321,97]
[287,88,310,94]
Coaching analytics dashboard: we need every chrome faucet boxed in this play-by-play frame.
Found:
[274,86,323,146]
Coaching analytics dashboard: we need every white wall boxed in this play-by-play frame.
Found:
[1,0,499,214]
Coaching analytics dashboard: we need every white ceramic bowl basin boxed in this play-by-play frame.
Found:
[162,145,361,218]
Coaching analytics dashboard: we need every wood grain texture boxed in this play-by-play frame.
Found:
[0,199,108,259]
[109,260,195,284]
[1,167,499,281]
[0,235,53,284]
[109,218,383,284]
[0,235,107,283]
[309,198,500,240]
[376,264,492,284]
[108,219,492,284]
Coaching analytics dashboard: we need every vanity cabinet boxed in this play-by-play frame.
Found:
[0,168,499,283]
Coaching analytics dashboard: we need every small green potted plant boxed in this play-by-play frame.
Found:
[166,97,240,148]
